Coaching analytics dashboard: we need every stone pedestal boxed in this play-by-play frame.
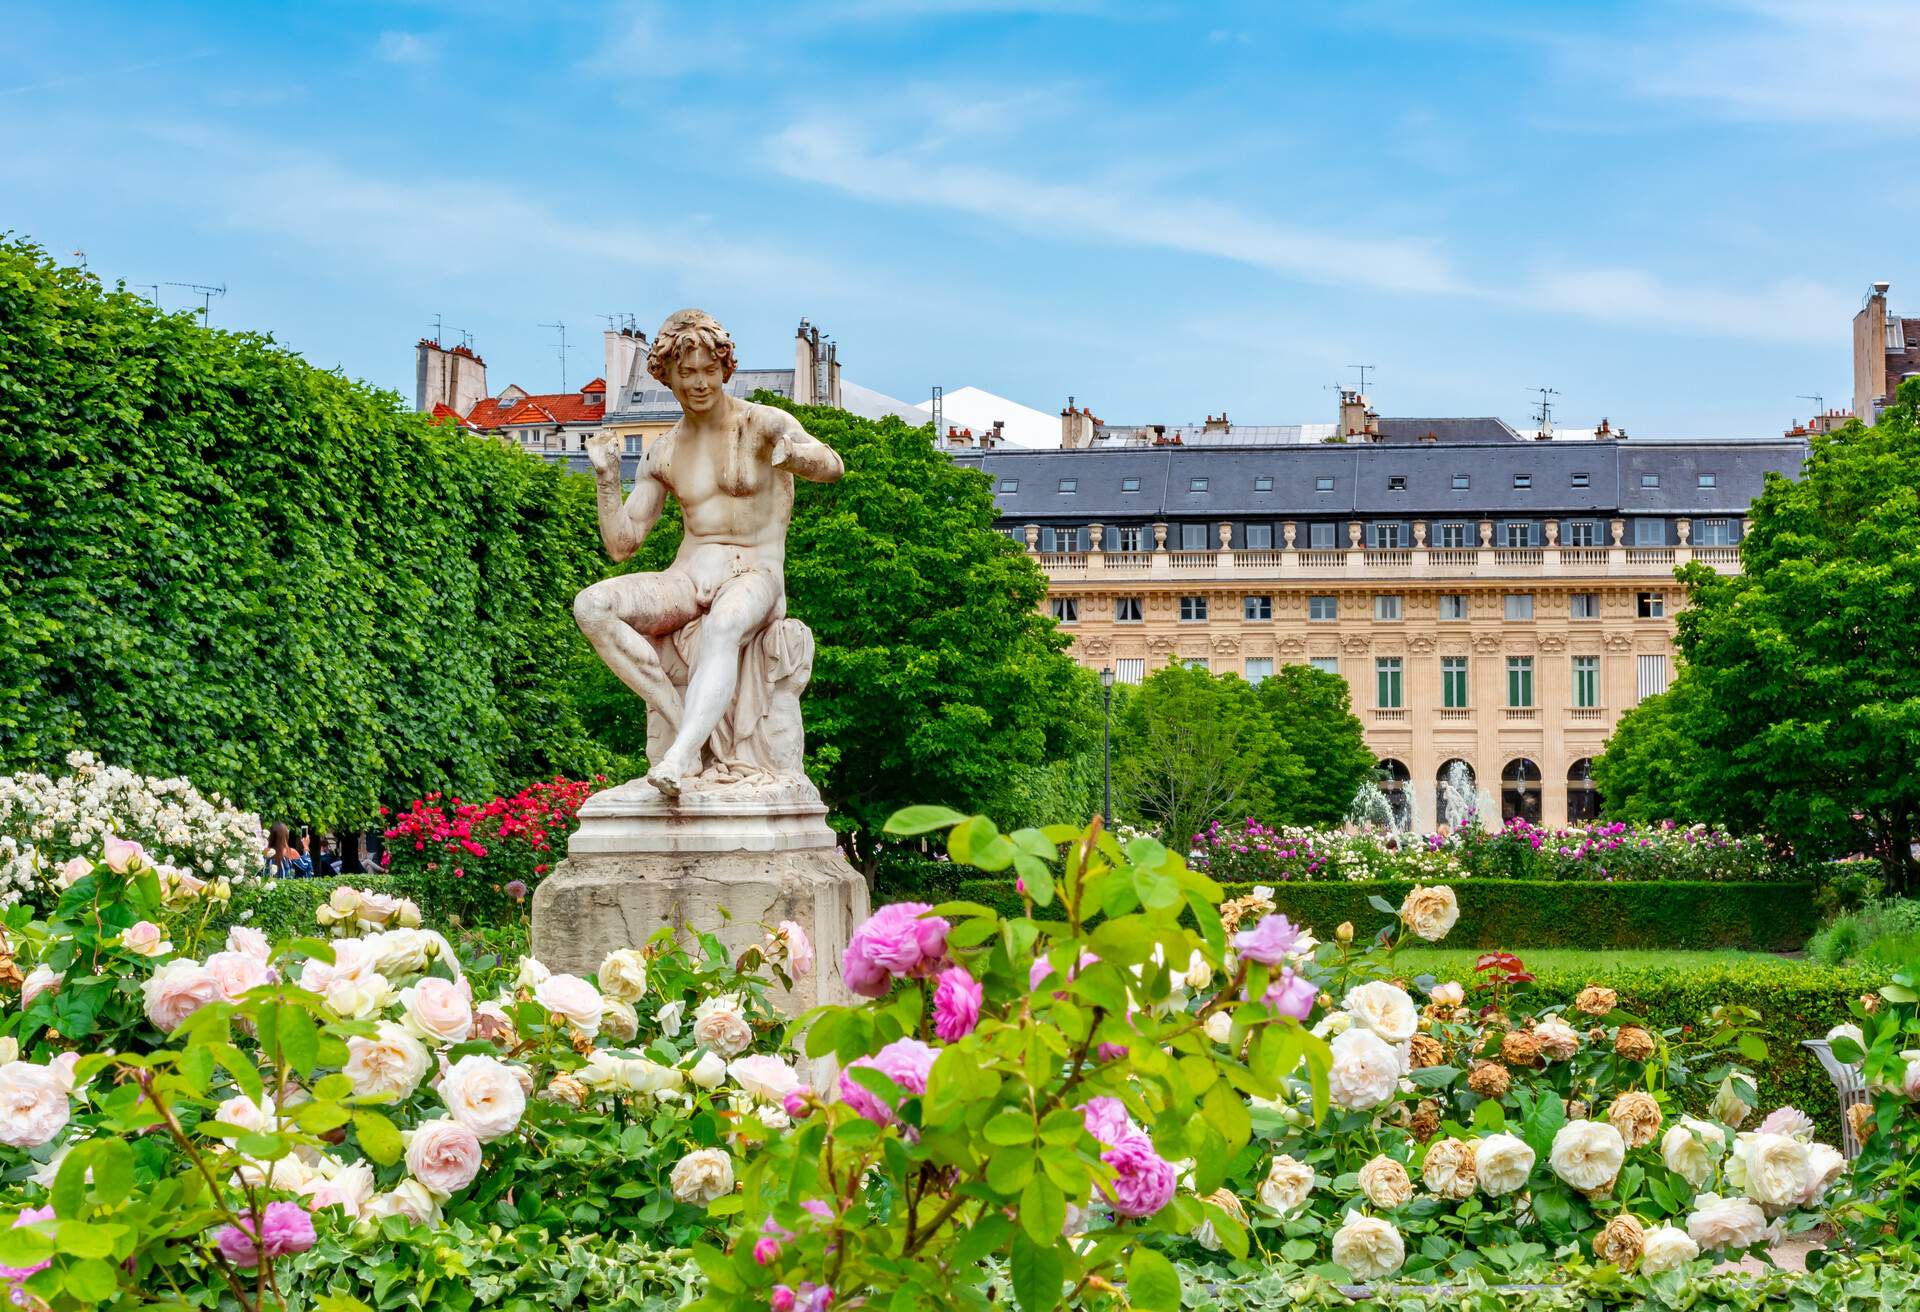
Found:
[530,779,870,1012]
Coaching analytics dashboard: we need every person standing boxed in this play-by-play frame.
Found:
[263,823,313,879]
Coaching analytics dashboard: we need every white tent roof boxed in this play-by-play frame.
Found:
[915,386,1057,448]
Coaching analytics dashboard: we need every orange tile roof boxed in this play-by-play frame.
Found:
[463,385,606,429]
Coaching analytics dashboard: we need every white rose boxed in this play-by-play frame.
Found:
[669,1147,735,1204]
[204,950,273,1001]
[356,891,402,927]
[400,977,474,1045]
[300,937,373,992]
[601,997,639,1042]
[1311,1011,1352,1040]
[1204,1011,1234,1045]
[1331,1214,1405,1281]
[1660,1117,1725,1188]
[1357,1155,1412,1209]
[727,1054,800,1105]
[656,1000,686,1037]
[364,929,443,979]
[302,1160,376,1218]
[345,1022,431,1099]
[1801,1143,1845,1206]
[1421,1138,1477,1199]
[1639,1223,1700,1274]
[1327,1028,1401,1111]
[1341,981,1418,1045]
[534,973,604,1037]
[326,973,397,1020]
[692,994,754,1058]
[404,1117,485,1198]
[364,1178,442,1227]
[1429,981,1465,1008]
[1685,1192,1770,1251]
[515,956,551,990]
[1729,1132,1810,1213]
[225,926,271,963]
[1475,1132,1536,1196]
[395,899,422,927]
[438,1055,526,1142]
[1183,951,1214,991]
[1550,1120,1626,1193]
[0,1061,71,1149]
[21,965,59,1008]
[0,1038,16,1064]
[1256,1154,1314,1213]
[319,885,363,926]
[142,959,221,1031]
[689,1050,728,1090]
[597,949,649,1003]
[213,1093,277,1136]
[1533,1017,1581,1062]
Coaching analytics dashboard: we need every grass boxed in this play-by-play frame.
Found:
[1393,947,1784,978]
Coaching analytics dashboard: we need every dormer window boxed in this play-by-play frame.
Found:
[1388,475,1407,491]
[1057,478,1078,493]
[1315,476,1335,492]
[1189,477,1209,492]
[998,479,1019,493]
[1641,473,1660,488]
[1452,474,1470,490]
[1513,473,1532,489]
[1254,475,1274,492]
[1572,471,1590,488]
[1697,472,1716,488]
[1121,477,1141,493]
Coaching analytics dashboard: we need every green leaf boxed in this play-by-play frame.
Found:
[1126,1247,1181,1312]
[54,1221,117,1259]
[1407,1064,1461,1088]
[1132,862,1180,912]
[0,1227,53,1270]
[984,1112,1035,1146]
[354,1109,404,1166]
[951,1213,1016,1264]
[1367,894,1399,916]
[1010,1231,1064,1312]
[1880,983,1919,1005]
[1735,1031,1769,1062]
[1018,1174,1065,1248]
[62,1257,120,1303]
[987,1147,1036,1194]
[280,1002,321,1077]
[86,1140,134,1206]
[883,805,969,836]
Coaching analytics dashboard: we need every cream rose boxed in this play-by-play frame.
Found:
[1802,1142,1845,1206]
[534,973,604,1037]
[515,956,551,990]
[345,1021,431,1099]
[122,921,171,958]
[1639,1223,1700,1274]
[1204,1011,1234,1045]
[0,1061,70,1149]
[1341,981,1418,1045]
[213,1093,277,1136]
[1398,884,1459,942]
[1593,1214,1646,1270]
[438,1054,526,1142]
[1550,1120,1626,1193]
[364,1178,442,1227]
[669,1147,735,1204]
[1256,1154,1315,1213]
[602,997,639,1042]
[401,977,474,1045]
[1660,1117,1725,1188]
[692,994,754,1058]
[1685,1192,1769,1251]
[1533,1016,1581,1061]
[303,1160,376,1218]
[364,928,437,978]
[1328,1028,1401,1111]
[1422,1138,1477,1199]
[727,1054,800,1105]
[597,949,649,1003]
[142,959,221,1032]
[405,1117,485,1197]
[1608,1091,1663,1149]
[1429,980,1465,1008]
[1358,1155,1413,1209]
[326,972,396,1020]
[1475,1132,1536,1196]
[656,999,686,1036]
[225,925,271,963]
[1331,1214,1405,1281]
[689,1050,728,1090]
[316,885,362,927]
[22,965,60,1007]
[1728,1132,1810,1213]
[204,950,273,1001]
[356,891,402,927]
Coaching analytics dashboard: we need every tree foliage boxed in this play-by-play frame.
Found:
[1595,380,1920,890]
[0,238,612,826]
[1253,663,1378,826]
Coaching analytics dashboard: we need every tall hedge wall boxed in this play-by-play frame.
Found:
[0,239,610,826]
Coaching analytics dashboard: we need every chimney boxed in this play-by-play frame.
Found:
[1337,389,1376,439]
[1417,430,1438,443]
[605,328,647,413]
[417,339,489,415]
[1203,411,1231,433]
[989,420,1005,448]
[1060,396,1097,449]
[1595,417,1612,440]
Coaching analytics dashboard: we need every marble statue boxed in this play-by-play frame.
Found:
[575,309,844,799]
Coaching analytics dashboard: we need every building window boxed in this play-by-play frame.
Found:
[1116,526,1143,552]
[1571,472,1590,488]
[1189,477,1209,492]
[1634,519,1666,547]
[1245,657,1273,685]
[998,479,1018,493]
[1438,522,1469,549]
[1115,597,1143,623]
[1184,659,1210,671]
[1057,478,1077,493]
[1374,594,1402,621]
[1570,592,1600,619]
[1439,594,1468,620]
[1502,522,1535,548]
[1641,472,1660,488]
[1051,598,1079,623]
[1369,522,1405,549]
[1696,518,1733,546]
[1441,656,1469,708]
[1504,593,1534,621]
[1246,523,1273,550]
[1514,473,1532,489]
[1042,526,1083,552]
[1121,477,1141,493]
[1309,595,1338,621]
[1698,472,1716,488]
[1254,475,1274,492]
[1176,523,1204,551]
[1180,595,1209,622]
[1507,657,1534,708]
[1115,658,1145,684]
[1244,595,1272,621]
[1573,655,1599,708]
[1637,592,1665,619]
[1452,474,1470,490]
[1388,475,1407,491]
[1309,522,1337,549]
[624,436,642,454]
[1637,653,1670,701]
[1315,476,1335,492]
[1376,658,1404,709]
[1310,656,1341,676]
[1566,520,1598,547]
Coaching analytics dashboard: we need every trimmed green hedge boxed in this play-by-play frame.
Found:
[926,878,1818,951]
[227,873,429,942]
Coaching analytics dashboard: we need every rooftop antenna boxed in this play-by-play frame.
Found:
[931,385,944,441]
[72,250,86,269]
[165,281,226,324]
[1348,364,1376,394]
[428,316,473,349]
[1797,392,1825,414]
[1531,386,1561,437]
[539,320,570,390]
[599,312,639,333]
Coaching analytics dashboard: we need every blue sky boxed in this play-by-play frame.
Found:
[5,1,1914,437]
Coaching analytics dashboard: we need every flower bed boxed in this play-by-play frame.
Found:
[380,776,602,923]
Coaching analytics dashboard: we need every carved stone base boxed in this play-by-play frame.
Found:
[530,796,869,1013]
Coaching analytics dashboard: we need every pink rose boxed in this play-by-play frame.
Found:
[102,834,149,874]
[143,959,221,1031]
[298,937,372,993]
[1028,950,1099,993]
[533,973,604,1037]
[402,977,474,1045]
[405,1118,484,1197]
[838,1037,938,1126]
[55,857,92,888]
[21,965,59,1008]
[1080,1096,1134,1146]
[932,966,982,1041]
[1757,1106,1814,1138]
[213,1201,315,1266]
[1263,967,1319,1021]
[205,950,273,1001]
[226,926,271,963]
[1233,915,1302,966]
[779,920,814,980]
[1101,1130,1177,1218]
[0,1062,70,1149]
[841,904,950,998]
[782,1086,813,1119]
[122,921,168,957]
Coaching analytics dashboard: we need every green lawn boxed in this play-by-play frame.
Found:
[1393,947,1786,978]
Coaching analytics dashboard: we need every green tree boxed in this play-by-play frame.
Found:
[1590,683,1704,826]
[1112,664,1284,846]
[1254,663,1377,826]
[594,397,1098,864]
[1596,380,1920,890]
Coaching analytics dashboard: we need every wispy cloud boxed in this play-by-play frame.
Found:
[581,0,749,78]
[0,51,216,98]
[375,31,437,65]
[1515,266,1847,343]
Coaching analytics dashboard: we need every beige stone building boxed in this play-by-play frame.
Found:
[954,406,1807,829]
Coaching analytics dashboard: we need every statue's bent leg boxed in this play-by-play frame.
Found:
[645,571,781,794]
[574,575,698,725]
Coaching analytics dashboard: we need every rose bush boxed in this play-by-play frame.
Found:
[379,777,602,924]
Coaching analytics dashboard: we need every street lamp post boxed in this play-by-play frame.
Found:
[1100,666,1115,827]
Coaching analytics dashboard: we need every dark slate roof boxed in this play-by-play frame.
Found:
[609,368,797,421]
[952,439,1806,522]
[1373,417,1522,443]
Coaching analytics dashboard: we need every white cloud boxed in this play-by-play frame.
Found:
[582,0,747,78]
[375,31,437,65]
[1516,266,1845,344]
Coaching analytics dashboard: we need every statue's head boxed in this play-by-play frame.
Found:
[648,309,737,416]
